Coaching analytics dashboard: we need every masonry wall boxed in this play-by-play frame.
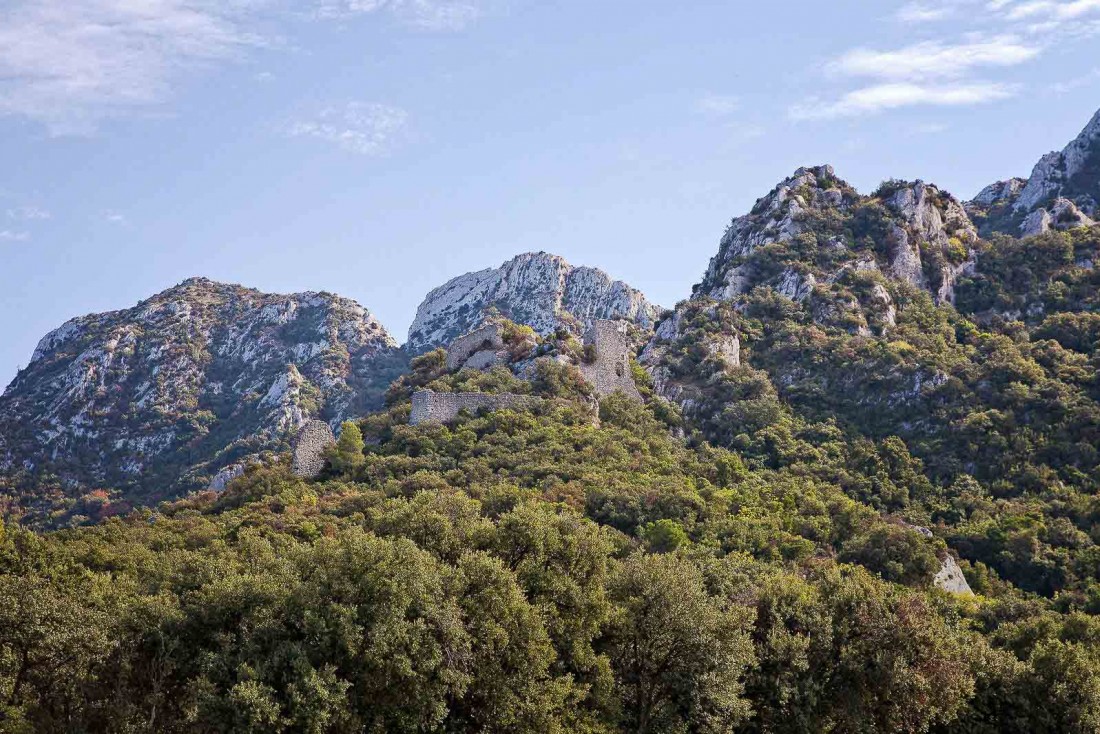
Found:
[291,420,336,478]
[410,390,542,426]
[579,320,643,401]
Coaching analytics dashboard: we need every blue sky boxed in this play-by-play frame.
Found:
[1,0,1099,385]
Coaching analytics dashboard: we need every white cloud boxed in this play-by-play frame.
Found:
[7,206,50,221]
[104,211,129,225]
[0,230,30,242]
[829,37,1040,81]
[1050,67,1100,93]
[696,94,740,116]
[790,82,1014,120]
[313,0,483,30]
[896,2,953,21]
[0,0,485,134]
[285,102,408,155]
[0,1,271,135]
[1003,0,1100,20]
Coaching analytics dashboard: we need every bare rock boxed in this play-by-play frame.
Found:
[445,323,506,371]
[408,252,661,352]
[933,554,974,595]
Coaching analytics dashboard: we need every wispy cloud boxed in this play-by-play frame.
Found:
[696,94,740,116]
[1050,66,1100,94]
[103,211,129,225]
[7,206,50,221]
[896,2,954,21]
[0,230,30,242]
[828,37,1040,81]
[791,82,1014,120]
[1003,0,1100,20]
[0,0,485,135]
[0,1,270,135]
[312,0,483,30]
[795,0,1100,122]
[285,102,409,155]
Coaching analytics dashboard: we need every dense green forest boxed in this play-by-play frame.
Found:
[3,336,1100,731]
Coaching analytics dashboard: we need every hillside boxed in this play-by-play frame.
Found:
[2,107,1100,732]
[0,278,405,522]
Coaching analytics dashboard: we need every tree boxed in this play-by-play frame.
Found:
[601,554,755,734]
[329,421,366,475]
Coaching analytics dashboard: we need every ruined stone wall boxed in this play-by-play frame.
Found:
[579,320,642,401]
[291,420,336,478]
[410,390,542,426]
[445,323,505,371]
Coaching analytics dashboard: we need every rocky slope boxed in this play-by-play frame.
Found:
[694,164,978,310]
[0,278,403,505]
[406,252,662,352]
[968,107,1100,236]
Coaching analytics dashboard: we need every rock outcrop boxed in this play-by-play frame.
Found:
[933,554,974,595]
[882,182,978,304]
[407,252,661,352]
[694,166,977,305]
[0,278,403,499]
[695,165,859,301]
[969,106,1100,236]
[409,390,542,426]
[445,323,507,372]
[1019,198,1096,238]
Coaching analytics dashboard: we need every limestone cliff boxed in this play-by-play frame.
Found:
[0,278,404,505]
[406,252,661,352]
[968,106,1100,236]
[693,166,977,307]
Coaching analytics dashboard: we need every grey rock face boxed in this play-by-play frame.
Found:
[409,390,542,426]
[696,165,855,301]
[1019,198,1096,237]
[407,252,661,352]
[578,320,643,401]
[971,178,1027,208]
[883,182,978,304]
[933,555,974,595]
[1015,108,1100,216]
[0,277,400,498]
[695,168,977,305]
[207,462,258,492]
[971,107,1100,234]
[291,420,336,478]
[445,323,506,371]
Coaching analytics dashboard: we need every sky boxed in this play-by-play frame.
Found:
[1,0,1099,385]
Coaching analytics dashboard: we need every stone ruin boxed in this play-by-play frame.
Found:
[291,419,336,478]
[410,318,644,427]
[579,320,643,401]
[409,390,543,426]
[445,323,508,372]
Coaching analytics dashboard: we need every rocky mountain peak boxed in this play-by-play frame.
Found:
[694,168,976,305]
[969,106,1100,236]
[406,252,661,352]
[1,278,403,509]
[695,165,859,300]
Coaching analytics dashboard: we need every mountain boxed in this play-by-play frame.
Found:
[694,164,978,309]
[406,252,662,352]
[968,107,1100,237]
[6,108,1100,734]
[0,277,403,515]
